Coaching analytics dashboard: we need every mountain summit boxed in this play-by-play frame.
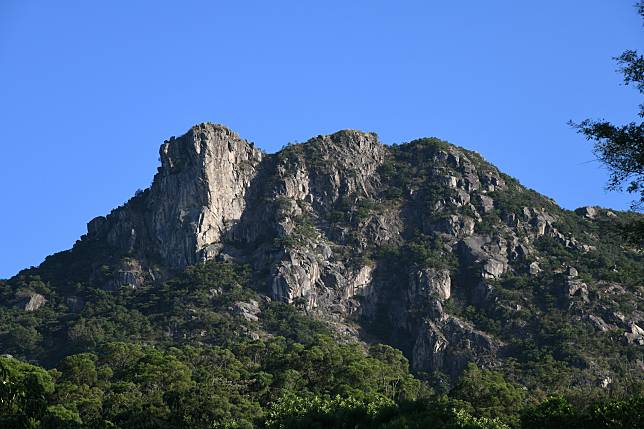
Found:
[3,122,643,386]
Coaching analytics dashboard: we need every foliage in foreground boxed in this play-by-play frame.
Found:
[2,352,643,429]
[0,335,422,429]
[571,1,643,215]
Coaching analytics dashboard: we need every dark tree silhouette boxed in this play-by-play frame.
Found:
[570,3,644,212]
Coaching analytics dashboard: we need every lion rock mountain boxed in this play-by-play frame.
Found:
[3,122,643,384]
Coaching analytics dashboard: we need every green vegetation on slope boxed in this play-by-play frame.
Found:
[1,260,642,428]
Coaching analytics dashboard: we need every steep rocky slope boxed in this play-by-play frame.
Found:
[2,122,642,389]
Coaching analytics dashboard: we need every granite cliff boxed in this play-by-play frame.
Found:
[3,122,643,386]
[72,123,643,382]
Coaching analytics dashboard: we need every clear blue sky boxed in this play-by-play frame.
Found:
[1,1,642,278]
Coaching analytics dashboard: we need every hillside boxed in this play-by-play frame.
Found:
[1,123,642,428]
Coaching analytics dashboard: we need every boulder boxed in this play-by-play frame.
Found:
[233,300,261,322]
[588,315,611,332]
[477,194,494,213]
[575,206,598,219]
[564,278,589,303]
[625,323,644,345]
[412,316,499,379]
[19,293,46,312]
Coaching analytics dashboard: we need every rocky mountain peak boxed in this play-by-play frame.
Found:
[87,122,264,269]
[68,123,644,383]
[157,122,256,174]
[325,128,380,147]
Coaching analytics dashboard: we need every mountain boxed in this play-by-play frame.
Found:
[1,123,642,427]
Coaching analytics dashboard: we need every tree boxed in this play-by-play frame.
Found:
[520,396,576,429]
[0,356,55,428]
[570,2,644,213]
[450,363,526,423]
[40,405,83,429]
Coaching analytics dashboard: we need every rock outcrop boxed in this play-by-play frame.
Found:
[87,123,263,269]
[21,293,46,312]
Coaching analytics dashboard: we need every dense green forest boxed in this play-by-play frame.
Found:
[1,260,642,428]
[2,345,643,429]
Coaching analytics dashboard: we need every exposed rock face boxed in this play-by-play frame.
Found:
[87,123,263,269]
[271,251,322,307]
[233,300,261,322]
[460,236,508,280]
[575,206,598,219]
[409,268,451,301]
[106,258,147,290]
[250,130,387,310]
[562,269,590,304]
[412,316,499,377]
[19,293,46,312]
[74,123,644,383]
[149,125,263,267]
